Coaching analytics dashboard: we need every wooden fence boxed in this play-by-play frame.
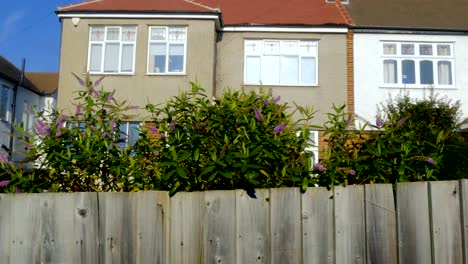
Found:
[0,180,467,263]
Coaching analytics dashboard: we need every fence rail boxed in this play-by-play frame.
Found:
[0,180,467,263]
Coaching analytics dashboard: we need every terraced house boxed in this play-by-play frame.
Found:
[56,0,351,158]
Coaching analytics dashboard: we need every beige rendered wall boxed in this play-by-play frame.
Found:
[58,18,216,120]
[215,32,347,125]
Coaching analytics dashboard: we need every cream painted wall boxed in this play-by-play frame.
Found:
[215,32,347,125]
[58,18,217,119]
[354,33,468,127]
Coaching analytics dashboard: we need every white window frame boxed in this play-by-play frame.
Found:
[87,25,137,74]
[119,121,141,147]
[244,39,319,86]
[380,41,455,88]
[0,85,10,122]
[22,101,36,132]
[147,26,188,75]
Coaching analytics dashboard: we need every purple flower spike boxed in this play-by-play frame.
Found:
[153,151,160,156]
[55,130,62,137]
[254,108,263,122]
[274,96,281,104]
[273,123,286,134]
[35,120,51,135]
[94,76,105,87]
[346,114,353,125]
[349,169,356,176]
[89,86,100,97]
[426,158,435,164]
[0,154,9,164]
[110,120,116,131]
[149,127,159,134]
[75,107,82,115]
[107,93,113,102]
[315,163,325,172]
[104,133,109,139]
[0,180,9,187]
[397,118,406,126]
[72,73,86,87]
[169,122,176,131]
[263,99,269,106]
[376,117,383,128]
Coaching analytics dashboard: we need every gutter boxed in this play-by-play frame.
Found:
[351,26,468,35]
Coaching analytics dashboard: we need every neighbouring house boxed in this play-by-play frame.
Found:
[55,0,353,163]
[345,0,468,130]
[0,56,58,161]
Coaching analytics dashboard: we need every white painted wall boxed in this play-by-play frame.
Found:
[353,33,468,128]
[0,77,56,160]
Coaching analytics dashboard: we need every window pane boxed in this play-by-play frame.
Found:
[299,41,317,56]
[121,44,134,72]
[281,41,298,55]
[401,44,415,55]
[245,56,261,84]
[402,60,415,84]
[168,27,186,42]
[90,27,105,41]
[122,26,136,41]
[128,122,140,146]
[383,59,397,84]
[264,41,280,54]
[280,56,299,84]
[383,43,397,55]
[149,43,167,73]
[104,43,120,72]
[437,45,451,56]
[245,40,262,54]
[419,44,433,56]
[261,55,280,84]
[89,44,103,72]
[301,57,316,85]
[0,86,9,121]
[151,27,166,41]
[438,61,452,85]
[168,44,184,72]
[106,27,120,41]
[420,60,434,85]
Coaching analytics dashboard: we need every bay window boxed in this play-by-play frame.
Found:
[381,42,454,87]
[88,26,137,74]
[244,39,318,86]
[147,26,187,74]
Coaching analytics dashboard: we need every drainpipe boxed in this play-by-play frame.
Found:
[8,58,25,158]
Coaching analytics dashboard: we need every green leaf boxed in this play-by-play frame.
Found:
[194,148,200,161]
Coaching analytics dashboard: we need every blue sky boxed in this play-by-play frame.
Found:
[0,0,77,72]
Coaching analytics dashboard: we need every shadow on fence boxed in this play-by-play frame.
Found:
[0,180,466,263]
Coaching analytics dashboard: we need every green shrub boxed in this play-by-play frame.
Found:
[134,83,316,195]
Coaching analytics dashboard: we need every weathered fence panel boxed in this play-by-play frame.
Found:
[270,188,301,264]
[397,182,432,264]
[170,191,205,264]
[98,192,167,264]
[204,190,236,264]
[236,189,270,264]
[430,181,463,264]
[301,187,334,264]
[365,184,397,264]
[1,181,468,264]
[335,185,366,264]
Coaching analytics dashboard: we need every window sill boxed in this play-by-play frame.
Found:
[379,85,457,90]
[146,73,187,76]
[243,83,319,88]
[86,72,136,76]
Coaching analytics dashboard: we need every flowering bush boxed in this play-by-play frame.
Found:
[134,83,316,195]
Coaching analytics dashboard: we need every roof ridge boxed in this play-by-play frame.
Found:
[182,0,220,12]
[58,0,103,11]
[335,1,353,25]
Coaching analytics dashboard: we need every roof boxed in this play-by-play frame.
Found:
[25,73,59,95]
[0,56,57,95]
[57,0,349,27]
[346,0,468,31]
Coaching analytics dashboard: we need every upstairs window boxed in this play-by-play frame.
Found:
[147,26,187,74]
[244,39,318,86]
[381,42,454,88]
[88,26,137,74]
[0,85,10,122]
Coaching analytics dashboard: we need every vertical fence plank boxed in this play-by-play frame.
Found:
[0,194,11,263]
[170,191,205,264]
[365,184,397,264]
[302,187,334,264]
[461,180,468,264]
[71,192,99,264]
[270,188,301,264]
[236,189,270,264]
[397,182,432,264]
[205,190,236,264]
[98,192,166,264]
[430,181,463,264]
[335,185,366,264]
